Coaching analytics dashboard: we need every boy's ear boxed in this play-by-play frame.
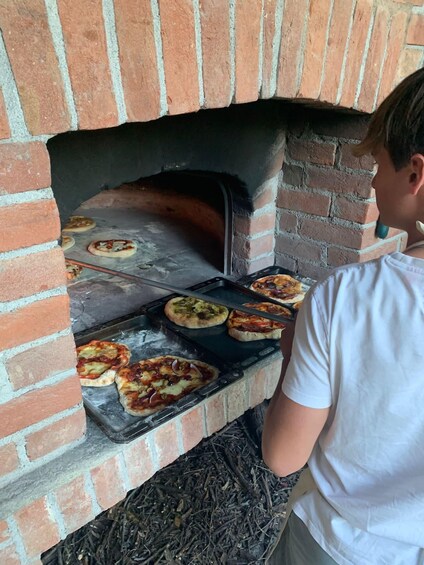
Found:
[409,154,424,195]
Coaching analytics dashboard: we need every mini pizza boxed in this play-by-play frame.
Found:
[293,300,303,311]
[250,274,305,305]
[62,215,96,233]
[61,234,75,251]
[227,302,291,342]
[115,355,219,416]
[76,340,131,387]
[66,260,84,281]
[88,239,137,258]
[164,296,229,329]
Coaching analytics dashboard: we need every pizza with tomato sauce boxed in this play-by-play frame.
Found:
[66,260,84,281]
[115,355,219,416]
[88,239,137,258]
[250,274,305,305]
[76,340,131,387]
[227,302,291,342]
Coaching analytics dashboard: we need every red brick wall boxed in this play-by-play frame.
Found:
[0,141,85,488]
[233,176,279,275]
[0,0,422,139]
[275,110,407,280]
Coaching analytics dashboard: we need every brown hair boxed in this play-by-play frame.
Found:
[353,68,424,170]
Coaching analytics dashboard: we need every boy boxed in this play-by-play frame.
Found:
[263,68,424,564]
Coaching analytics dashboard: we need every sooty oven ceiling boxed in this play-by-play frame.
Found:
[48,100,286,220]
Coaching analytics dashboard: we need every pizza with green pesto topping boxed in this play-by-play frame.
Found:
[164,296,229,328]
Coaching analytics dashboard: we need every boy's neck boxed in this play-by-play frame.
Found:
[405,219,423,242]
[404,246,424,258]
[404,221,424,258]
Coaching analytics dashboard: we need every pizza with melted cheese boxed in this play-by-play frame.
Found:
[76,340,131,387]
[88,239,137,258]
[61,234,75,251]
[115,355,219,416]
[63,215,96,232]
[250,274,305,305]
[66,260,83,281]
[164,296,229,328]
[227,302,291,341]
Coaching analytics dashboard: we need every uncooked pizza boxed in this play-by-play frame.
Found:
[76,340,131,387]
[227,302,291,342]
[65,260,84,281]
[115,355,219,416]
[250,274,305,305]
[61,234,75,251]
[62,215,96,232]
[88,239,137,258]
[164,296,229,328]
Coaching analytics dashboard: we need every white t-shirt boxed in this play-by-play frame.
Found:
[282,252,424,565]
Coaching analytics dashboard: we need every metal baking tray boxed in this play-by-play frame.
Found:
[74,313,243,443]
[142,277,291,369]
[236,265,316,299]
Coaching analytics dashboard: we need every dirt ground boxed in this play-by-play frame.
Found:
[42,404,299,565]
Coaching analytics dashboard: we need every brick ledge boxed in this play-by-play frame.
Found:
[0,355,282,563]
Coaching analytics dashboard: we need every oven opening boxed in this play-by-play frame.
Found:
[50,132,240,333]
[47,103,282,333]
[55,171,232,334]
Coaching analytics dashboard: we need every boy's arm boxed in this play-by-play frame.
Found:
[262,320,330,477]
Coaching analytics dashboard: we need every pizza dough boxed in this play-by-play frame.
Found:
[65,260,83,281]
[62,215,96,233]
[250,274,305,305]
[116,355,219,416]
[227,302,291,342]
[61,234,75,251]
[76,340,131,387]
[88,239,137,258]
[164,296,229,328]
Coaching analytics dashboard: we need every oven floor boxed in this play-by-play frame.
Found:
[42,405,300,564]
[65,207,224,333]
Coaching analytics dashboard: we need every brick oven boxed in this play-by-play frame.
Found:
[0,1,423,563]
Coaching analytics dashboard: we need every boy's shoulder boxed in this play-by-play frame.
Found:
[309,254,392,300]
